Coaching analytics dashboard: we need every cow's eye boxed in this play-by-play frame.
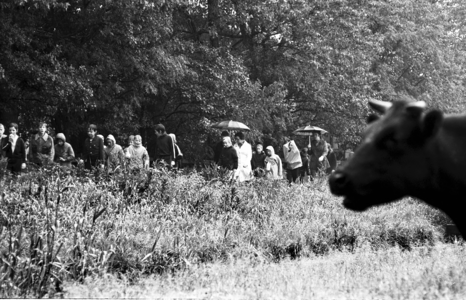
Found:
[380,136,398,151]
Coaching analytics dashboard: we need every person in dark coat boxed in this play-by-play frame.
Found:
[299,147,310,183]
[29,122,55,166]
[154,123,175,168]
[4,123,27,174]
[309,132,330,179]
[251,143,266,177]
[326,141,337,174]
[218,136,238,171]
[0,123,8,159]
[83,124,104,170]
[214,131,230,164]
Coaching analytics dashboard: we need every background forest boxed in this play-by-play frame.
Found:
[1,0,465,159]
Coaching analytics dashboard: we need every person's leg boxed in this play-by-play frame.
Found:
[286,169,293,184]
[291,168,299,183]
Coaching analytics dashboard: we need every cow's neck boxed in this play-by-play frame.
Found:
[411,119,466,237]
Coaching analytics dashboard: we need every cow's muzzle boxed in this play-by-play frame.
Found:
[328,171,350,195]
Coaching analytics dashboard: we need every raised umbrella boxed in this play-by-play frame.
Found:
[211,120,251,131]
[293,125,328,147]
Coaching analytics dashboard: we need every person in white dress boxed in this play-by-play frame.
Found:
[233,131,252,182]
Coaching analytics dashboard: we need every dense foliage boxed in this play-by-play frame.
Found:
[0,165,450,297]
[1,0,465,158]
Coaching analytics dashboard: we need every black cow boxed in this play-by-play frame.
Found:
[329,98,466,238]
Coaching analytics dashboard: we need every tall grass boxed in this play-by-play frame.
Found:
[0,165,451,297]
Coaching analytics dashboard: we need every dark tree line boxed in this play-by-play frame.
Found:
[1,0,465,160]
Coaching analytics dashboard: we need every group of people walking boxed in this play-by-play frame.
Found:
[213,130,335,183]
[0,122,183,174]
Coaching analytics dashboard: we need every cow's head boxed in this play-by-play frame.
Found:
[329,98,443,211]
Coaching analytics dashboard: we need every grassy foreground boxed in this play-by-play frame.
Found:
[0,166,454,297]
[65,244,466,299]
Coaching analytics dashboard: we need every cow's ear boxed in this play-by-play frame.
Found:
[421,110,443,140]
[369,99,392,114]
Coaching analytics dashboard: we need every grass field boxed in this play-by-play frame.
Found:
[65,244,466,299]
[0,166,459,298]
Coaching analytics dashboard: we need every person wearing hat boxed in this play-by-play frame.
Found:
[154,123,175,167]
[104,134,125,171]
[83,124,104,169]
[214,131,230,164]
[54,133,75,168]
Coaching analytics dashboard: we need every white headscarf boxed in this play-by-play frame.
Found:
[223,136,232,148]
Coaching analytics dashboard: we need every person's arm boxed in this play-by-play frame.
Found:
[49,137,55,163]
[214,143,221,163]
[232,149,238,170]
[98,138,104,161]
[277,157,283,178]
[319,141,329,161]
[27,139,33,162]
[143,149,150,169]
[245,144,252,167]
[66,144,75,161]
[118,148,125,167]
[20,139,26,163]
[168,136,175,161]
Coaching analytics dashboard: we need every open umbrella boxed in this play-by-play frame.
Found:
[293,125,328,147]
[211,120,251,131]
[293,125,328,135]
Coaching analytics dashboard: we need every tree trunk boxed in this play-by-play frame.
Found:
[207,0,219,48]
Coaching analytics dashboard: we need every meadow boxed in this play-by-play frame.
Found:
[0,164,459,298]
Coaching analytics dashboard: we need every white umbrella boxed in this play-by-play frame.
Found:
[293,125,328,135]
[293,125,328,147]
[211,120,251,131]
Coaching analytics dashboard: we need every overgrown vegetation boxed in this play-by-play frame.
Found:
[0,165,451,297]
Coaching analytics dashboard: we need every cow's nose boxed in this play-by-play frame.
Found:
[328,171,350,194]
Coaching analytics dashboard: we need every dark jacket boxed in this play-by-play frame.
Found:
[251,151,266,169]
[29,133,55,165]
[214,141,224,163]
[219,146,238,170]
[83,135,104,161]
[0,136,7,159]
[155,134,174,159]
[4,137,26,172]
[300,151,310,175]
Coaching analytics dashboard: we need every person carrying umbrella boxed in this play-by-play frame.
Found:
[309,131,330,179]
[218,136,238,180]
